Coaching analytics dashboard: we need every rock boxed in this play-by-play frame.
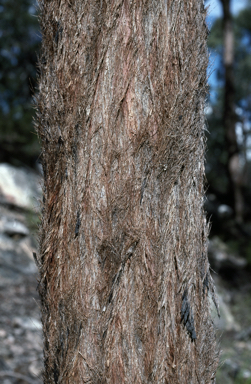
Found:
[13,317,42,331]
[0,234,37,287]
[29,359,42,377]
[224,359,240,379]
[0,357,10,370]
[236,326,251,341]
[0,217,29,237]
[242,369,251,379]
[0,173,43,383]
[0,163,42,211]
[0,329,7,338]
[211,291,241,332]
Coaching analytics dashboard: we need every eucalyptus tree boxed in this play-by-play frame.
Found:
[36,1,219,382]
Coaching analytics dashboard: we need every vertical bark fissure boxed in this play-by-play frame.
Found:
[36,1,219,383]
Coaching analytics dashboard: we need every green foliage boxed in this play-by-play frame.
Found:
[244,241,251,265]
[25,209,41,232]
[206,90,229,195]
[234,375,251,384]
[0,0,41,166]
[208,17,223,51]
[235,3,251,34]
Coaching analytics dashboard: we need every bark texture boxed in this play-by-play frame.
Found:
[35,0,219,383]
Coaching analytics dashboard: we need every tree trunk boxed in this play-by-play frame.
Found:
[36,1,219,383]
[221,0,244,223]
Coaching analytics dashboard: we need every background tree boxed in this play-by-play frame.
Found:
[0,0,40,167]
[206,0,251,250]
[35,1,219,383]
[221,0,244,223]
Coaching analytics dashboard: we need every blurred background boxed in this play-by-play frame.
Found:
[0,0,251,383]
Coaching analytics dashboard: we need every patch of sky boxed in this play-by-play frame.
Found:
[208,53,222,104]
[28,5,36,15]
[0,99,10,115]
[206,0,248,18]
[1,49,18,66]
[12,46,21,55]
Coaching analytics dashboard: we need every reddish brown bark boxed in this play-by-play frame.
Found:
[36,1,219,383]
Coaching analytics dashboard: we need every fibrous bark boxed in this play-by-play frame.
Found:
[35,1,219,383]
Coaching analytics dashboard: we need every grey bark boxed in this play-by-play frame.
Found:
[35,1,219,383]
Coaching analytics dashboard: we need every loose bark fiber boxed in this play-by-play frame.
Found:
[35,0,219,382]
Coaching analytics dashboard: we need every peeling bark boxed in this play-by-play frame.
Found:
[35,1,219,383]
